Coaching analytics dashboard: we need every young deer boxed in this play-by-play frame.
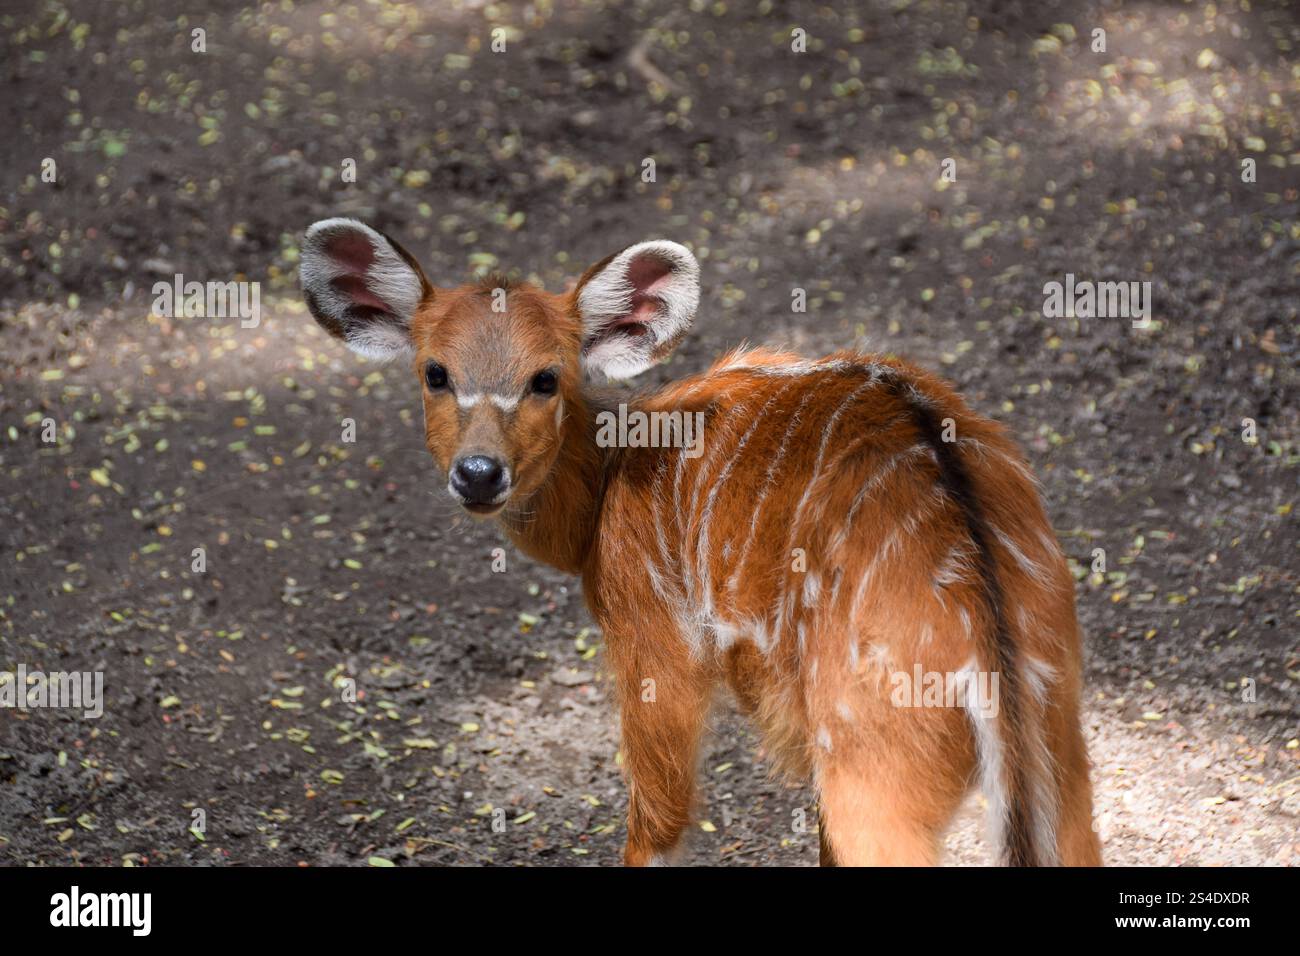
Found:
[300,218,1102,867]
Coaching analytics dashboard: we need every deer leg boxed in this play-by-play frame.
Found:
[813,705,971,866]
[1046,683,1103,866]
[607,620,713,866]
[818,806,838,866]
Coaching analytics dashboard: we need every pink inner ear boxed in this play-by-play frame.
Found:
[624,254,673,325]
[321,230,394,312]
[324,231,376,273]
[331,274,394,312]
[626,254,672,294]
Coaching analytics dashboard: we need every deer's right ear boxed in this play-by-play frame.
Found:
[573,240,700,380]
[300,218,431,360]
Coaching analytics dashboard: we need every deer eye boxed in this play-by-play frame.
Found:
[424,362,449,391]
[530,369,558,396]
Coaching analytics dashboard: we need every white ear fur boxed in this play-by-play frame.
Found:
[577,240,699,379]
[300,218,424,360]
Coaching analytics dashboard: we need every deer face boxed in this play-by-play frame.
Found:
[300,219,700,517]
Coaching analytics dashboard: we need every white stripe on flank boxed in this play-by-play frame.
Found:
[801,570,821,608]
[848,526,901,620]
[847,486,948,625]
[801,411,908,531]
[650,454,676,578]
[724,389,817,598]
[956,437,1038,488]
[749,617,773,654]
[1015,606,1037,639]
[646,455,695,651]
[1036,528,1063,560]
[695,381,797,633]
[995,528,1052,587]
[771,376,879,645]
[643,555,680,620]
[933,542,973,590]
[678,393,762,629]
[903,487,949,536]
[1016,606,1066,651]
[1022,655,1059,703]
[826,444,933,607]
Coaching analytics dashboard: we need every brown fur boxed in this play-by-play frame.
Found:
[340,251,1102,867]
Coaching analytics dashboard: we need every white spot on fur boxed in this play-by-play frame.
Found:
[713,618,741,651]
[933,542,972,590]
[865,642,891,672]
[1022,655,1059,703]
[802,570,821,608]
[995,528,1051,586]
[816,726,833,752]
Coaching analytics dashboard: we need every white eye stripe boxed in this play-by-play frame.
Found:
[456,392,521,412]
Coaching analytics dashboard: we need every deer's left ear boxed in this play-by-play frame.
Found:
[573,240,700,379]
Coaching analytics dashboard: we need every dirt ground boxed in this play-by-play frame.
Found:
[1,0,1296,867]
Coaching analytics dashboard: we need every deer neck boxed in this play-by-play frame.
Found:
[499,387,612,575]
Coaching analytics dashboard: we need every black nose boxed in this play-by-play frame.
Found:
[451,455,508,504]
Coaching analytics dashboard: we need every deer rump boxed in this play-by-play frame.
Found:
[598,349,1078,867]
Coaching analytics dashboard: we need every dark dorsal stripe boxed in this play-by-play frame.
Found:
[877,367,1038,867]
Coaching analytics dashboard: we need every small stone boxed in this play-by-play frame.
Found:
[550,669,595,687]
